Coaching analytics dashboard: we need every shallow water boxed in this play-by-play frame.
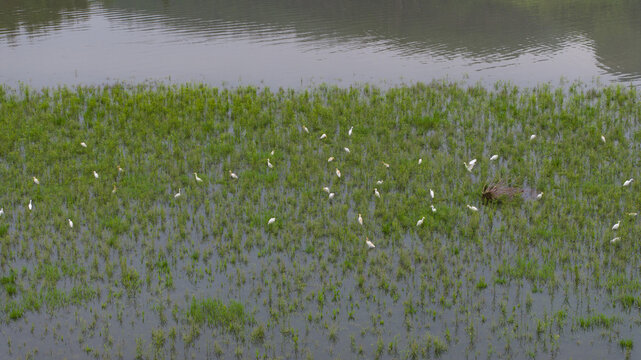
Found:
[1,0,641,88]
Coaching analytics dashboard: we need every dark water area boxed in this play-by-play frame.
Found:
[1,0,641,88]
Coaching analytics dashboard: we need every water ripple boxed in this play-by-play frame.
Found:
[0,0,640,87]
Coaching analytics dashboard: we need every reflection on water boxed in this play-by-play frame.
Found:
[0,0,640,87]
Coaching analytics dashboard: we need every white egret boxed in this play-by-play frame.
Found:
[416,217,425,226]
[320,133,327,140]
[229,170,238,180]
[536,192,543,199]
[68,219,73,228]
[327,157,335,162]
[490,154,498,161]
[431,204,436,212]
[344,147,350,153]
[612,221,620,230]
[464,159,477,172]
[328,192,335,199]
[335,168,341,178]
[376,180,383,185]
[268,217,276,225]
[194,172,203,182]
[117,165,124,172]
[467,204,478,212]
[80,142,87,148]
[358,213,363,225]
[270,150,275,156]
[529,134,537,141]
[267,158,274,168]
[365,237,375,249]
[382,162,390,168]
[601,135,606,143]
[430,189,434,199]
[33,177,40,185]
[418,158,422,165]
[174,188,181,198]
[302,125,309,133]
[28,200,32,211]
[0,208,3,216]
[623,178,634,186]
[323,187,330,193]
[611,237,621,243]
[112,184,117,194]
[93,171,99,179]
[374,188,381,198]
[627,212,638,216]
[348,126,353,136]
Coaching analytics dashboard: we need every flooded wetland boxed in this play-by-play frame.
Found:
[2,83,641,359]
[2,1,641,360]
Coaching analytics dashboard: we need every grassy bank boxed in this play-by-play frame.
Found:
[0,82,640,359]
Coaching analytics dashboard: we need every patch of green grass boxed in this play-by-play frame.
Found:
[577,314,619,329]
[188,297,248,334]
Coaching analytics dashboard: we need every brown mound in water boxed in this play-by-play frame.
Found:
[482,181,524,204]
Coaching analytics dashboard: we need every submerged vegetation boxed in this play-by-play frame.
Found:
[0,81,641,358]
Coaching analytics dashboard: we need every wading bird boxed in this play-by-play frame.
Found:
[229,170,238,180]
[335,168,341,178]
[323,187,330,193]
[320,133,327,140]
[537,192,543,199]
[418,158,422,165]
[344,147,350,153]
[348,126,353,136]
[430,189,434,199]
[374,188,381,198]
[612,221,620,230]
[112,184,117,194]
[490,154,498,161]
[417,217,425,226]
[303,125,309,133]
[376,180,383,185]
[28,200,32,211]
[194,172,203,182]
[328,193,335,199]
[623,178,634,186]
[431,204,436,212]
[601,135,606,143]
[0,208,4,216]
[117,165,124,172]
[467,204,478,212]
[174,188,181,198]
[270,150,275,156]
[33,177,39,185]
[327,157,334,162]
[267,159,274,168]
[365,237,375,249]
[465,159,477,172]
[80,142,87,148]
[68,219,73,228]
[530,134,537,141]
[627,212,638,216]
[268,217,276,225]
[611,237,620,243]
[358,213,363,225]
[382,162,390,168]
[93,171,99,179]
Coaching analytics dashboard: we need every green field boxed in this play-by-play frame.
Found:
[0,82,640,359]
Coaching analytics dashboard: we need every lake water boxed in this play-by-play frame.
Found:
[1,0,641,89]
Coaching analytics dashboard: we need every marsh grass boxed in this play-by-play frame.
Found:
[0,82,640,358]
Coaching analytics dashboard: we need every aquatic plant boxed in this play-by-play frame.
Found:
[0,81,639,359]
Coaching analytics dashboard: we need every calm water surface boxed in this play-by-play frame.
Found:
[1,0,641,88]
